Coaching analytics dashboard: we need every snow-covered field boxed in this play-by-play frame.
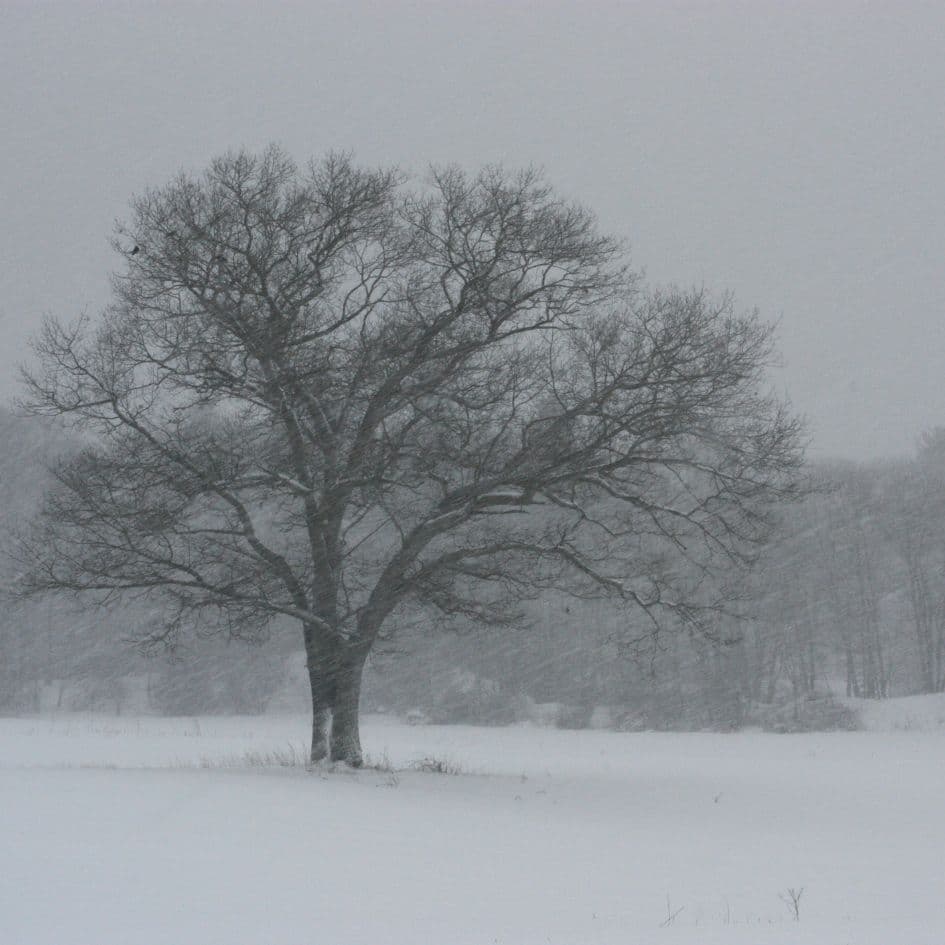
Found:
[3,709,945,945]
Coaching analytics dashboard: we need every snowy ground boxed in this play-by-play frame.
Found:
[3,709,945,945]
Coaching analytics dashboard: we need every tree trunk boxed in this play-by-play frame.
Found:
[307,663,334,763]
[304,619,336,762]
[330,648,368,767]
[303,623,368,766]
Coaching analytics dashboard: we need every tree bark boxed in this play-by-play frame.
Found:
[303,619,368,766]
[307,664,334,763]
[304,622,335,763]
[330,647,368,767]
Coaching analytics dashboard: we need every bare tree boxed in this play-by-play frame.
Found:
[878,457,945,693]
[16,147,803,764]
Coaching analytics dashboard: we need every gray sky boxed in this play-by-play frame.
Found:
[3,0,943,460]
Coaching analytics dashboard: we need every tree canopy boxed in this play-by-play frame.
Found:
[17,147,804,763]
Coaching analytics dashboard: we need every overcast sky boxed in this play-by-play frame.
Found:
[3,1,943,460]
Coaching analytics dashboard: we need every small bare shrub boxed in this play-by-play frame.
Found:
[779,887,804,921]
[659,896,684,928]
[410,756,463,775]
[364,751,395,772]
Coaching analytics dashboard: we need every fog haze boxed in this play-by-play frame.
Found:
[6,10,945,940]
[3,0,943,459]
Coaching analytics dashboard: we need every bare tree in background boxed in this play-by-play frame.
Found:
[878,453,945,693]
[16,148,803,764]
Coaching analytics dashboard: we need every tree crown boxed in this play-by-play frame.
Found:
[18,147,804,647]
